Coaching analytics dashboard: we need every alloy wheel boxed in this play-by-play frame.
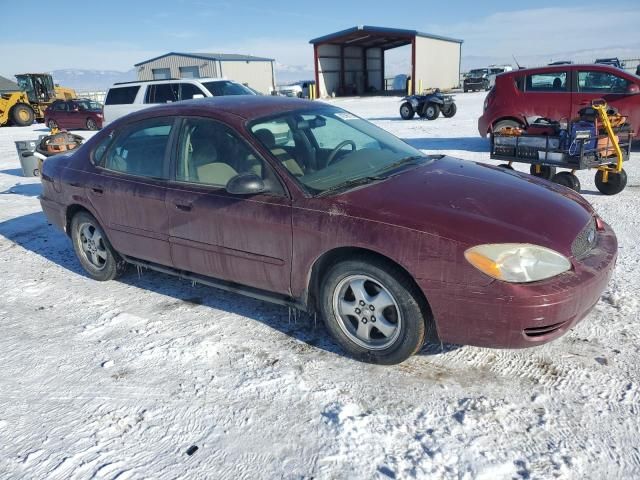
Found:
[78,222,108,270]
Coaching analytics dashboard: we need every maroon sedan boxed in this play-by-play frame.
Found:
[45,99,104,130]
[39,97,617,364]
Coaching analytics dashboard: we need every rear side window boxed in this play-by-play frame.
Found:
[103,118,174,178]
[578,71,630,93]
[526,72,567,92]
[105,86,140,105]
[145,84,179,104]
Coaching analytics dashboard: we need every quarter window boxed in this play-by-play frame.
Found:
[105,86,140,105]
[526,72,567,92]
[578,71,630,93]
[103,118,173,178]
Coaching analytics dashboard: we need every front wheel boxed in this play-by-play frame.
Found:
[442,103,457,118]
[423,103,440,120]
[595,169,627,195]
[47,119,58,129]
[399,102,415,120]
[320,258,429,364]
[71,211,126,281]
[86,118,98,130]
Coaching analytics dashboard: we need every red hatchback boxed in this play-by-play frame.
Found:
[45,99,104,131]
[39,97,617,364]
[479,64,640,136]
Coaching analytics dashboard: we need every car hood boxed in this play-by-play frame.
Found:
[333,156,594,257]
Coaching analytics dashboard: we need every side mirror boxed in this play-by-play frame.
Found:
[226,173,266,195]
[627,84,640,94]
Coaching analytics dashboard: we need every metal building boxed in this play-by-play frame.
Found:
[310,26,463,97]
[134,52,276,94]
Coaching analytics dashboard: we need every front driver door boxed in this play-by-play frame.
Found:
[86,116,175,266]
[165,116,293,295]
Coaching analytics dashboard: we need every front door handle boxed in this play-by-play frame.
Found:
[91,185,104,194]
[175,203,192,212]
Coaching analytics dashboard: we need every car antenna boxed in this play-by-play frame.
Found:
[512,55,522,69]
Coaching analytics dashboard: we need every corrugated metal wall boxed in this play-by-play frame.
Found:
[136,55,276,94]
[414,37,461,91]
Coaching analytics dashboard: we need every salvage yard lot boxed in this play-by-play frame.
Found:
[0,92,639,479]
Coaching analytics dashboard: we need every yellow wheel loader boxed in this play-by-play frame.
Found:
[0,73,77,127]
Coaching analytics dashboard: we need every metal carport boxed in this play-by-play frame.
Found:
[309,25,463,98]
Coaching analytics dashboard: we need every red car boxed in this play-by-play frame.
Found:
[39,97,617,364]
[45,99,104,130]
[479,64,640,136]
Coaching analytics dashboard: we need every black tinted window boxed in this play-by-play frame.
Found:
[179,83,205,100]
[52,101,66,111]
[105,86,140,105]
[145,84,179,104]
[103,118,173,178]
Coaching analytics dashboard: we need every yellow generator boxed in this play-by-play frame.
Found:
[0,73,77,127]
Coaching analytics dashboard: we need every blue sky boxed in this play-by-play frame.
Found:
[1,0,639,79]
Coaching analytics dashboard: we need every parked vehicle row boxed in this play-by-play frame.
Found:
[39,96,617,364]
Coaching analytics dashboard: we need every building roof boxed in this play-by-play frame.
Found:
[0,74,19,92]
[135,52,275,67]
[309,25,463,48]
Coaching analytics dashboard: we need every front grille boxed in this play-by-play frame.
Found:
[571,218,597,259]
[524,321,567,338]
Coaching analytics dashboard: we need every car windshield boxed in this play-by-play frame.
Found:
[249,106,429,195]
[202,81,255,96]
[469,69,488,76]
[76,100,102,111]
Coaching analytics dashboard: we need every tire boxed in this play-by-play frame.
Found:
[442,103,457,118]
[498,163,514,170]
[423,103,440,120]
[320,257,429,364]
[11,104,35,127]
[47,119,58,129]
[552,172,581,192]
[595,169,627,195]
[529,164,556,180]
[86,118,98,130]
[463,88,469,93]
[492,119,522,134]
[400,102,415,120]
[71,211,126,281]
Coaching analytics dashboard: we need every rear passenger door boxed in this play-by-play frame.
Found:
[87,117,176,266]
[520,70,572,121]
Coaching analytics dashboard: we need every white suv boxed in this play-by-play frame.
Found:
[103,78,255,124]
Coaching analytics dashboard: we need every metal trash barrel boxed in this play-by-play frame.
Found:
[15,140,40,177]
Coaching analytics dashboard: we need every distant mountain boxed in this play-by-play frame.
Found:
[50,69,136,92]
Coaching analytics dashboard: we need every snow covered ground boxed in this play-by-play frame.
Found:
[0,92,639,479]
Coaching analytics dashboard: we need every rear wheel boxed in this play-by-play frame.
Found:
[400,102,415,120]
[320,258,429,364]
[442,103,457,118]
[423,103,440,120]
[552,171,581,192]
[595,169,627,195]
[71,211,126,281]
[529,164,556,180]
[11,104,35,127]
[86,118,98,130]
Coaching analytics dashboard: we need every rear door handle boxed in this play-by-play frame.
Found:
[175,203,192,212]
[91,185,104,194]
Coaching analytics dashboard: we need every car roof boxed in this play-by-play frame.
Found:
[113,96,323,123]
[501,63,628,76]
[111,77,237,87]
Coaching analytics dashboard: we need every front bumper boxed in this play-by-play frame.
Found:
[419,223,617,349]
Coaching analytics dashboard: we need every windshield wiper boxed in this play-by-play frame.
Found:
[375,155,426,175]
[316,175,387,197]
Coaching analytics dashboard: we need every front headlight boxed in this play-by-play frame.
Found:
[464,243,571,283]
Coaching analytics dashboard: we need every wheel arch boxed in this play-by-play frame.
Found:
[490,116,525,133]
[305,246,433,319]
